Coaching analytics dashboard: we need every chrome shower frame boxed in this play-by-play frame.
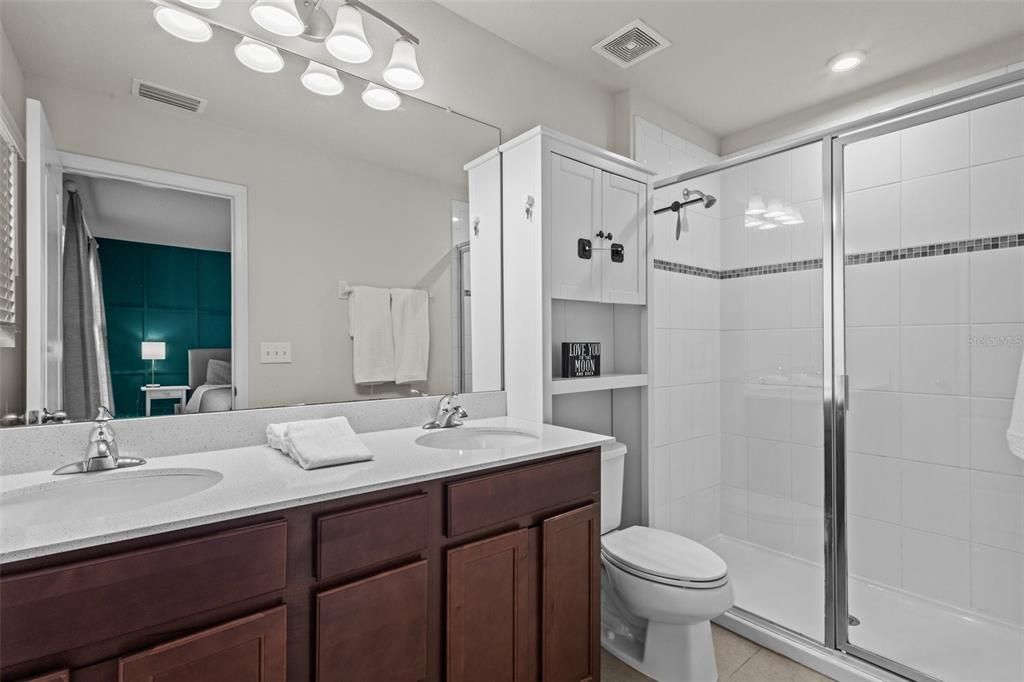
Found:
[654,69,1024,682]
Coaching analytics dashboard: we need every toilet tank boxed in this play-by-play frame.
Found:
[601,442,627,534]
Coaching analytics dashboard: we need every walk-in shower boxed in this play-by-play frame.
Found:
[650,71,1024,682]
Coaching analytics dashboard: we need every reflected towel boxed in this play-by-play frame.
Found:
[280,416,373,470]
[390,288,429,384]
[1008,352,1024,460]
[349,286,395,385]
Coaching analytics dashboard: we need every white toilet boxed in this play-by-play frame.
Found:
[600,442,734,682]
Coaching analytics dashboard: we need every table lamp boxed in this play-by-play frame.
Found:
[141,341,166,387]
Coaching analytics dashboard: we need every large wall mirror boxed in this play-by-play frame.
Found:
[0,0,502,425]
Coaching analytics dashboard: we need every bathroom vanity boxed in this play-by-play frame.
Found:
[0,419,607,682]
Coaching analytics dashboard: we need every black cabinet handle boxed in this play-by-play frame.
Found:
[611,243,625,263]
[577,238,592,260]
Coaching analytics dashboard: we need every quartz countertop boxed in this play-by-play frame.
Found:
[0,417,613,564]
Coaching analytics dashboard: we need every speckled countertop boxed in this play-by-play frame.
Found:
[0,417,613,564]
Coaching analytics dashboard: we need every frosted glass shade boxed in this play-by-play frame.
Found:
[154,6,212,43]
[234,37,284,73]
[180,0,222,8]
[361,83,401,111]
[383,38,424,91]
[301,61,344,96]
[249,0,304,37]
[325,4,372,64]
[141,342,166,361]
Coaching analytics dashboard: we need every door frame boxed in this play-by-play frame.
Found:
[57,152,250,410]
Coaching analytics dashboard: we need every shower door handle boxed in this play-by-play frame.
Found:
[838,374,850,412]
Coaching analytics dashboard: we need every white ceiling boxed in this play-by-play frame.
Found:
[69,173,232,252]
[438,0,1024,139]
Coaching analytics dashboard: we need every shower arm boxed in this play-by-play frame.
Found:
[653,197,705,215]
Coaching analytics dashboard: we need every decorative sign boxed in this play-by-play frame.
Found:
[561,342,601,378]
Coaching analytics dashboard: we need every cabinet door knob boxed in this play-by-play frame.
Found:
[605,232,613,240]
[595,230,605,239]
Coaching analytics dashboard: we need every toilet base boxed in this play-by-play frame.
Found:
[602,619,718,682]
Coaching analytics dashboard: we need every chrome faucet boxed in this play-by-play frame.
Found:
[53,407,146,475]
[423,393,468,429]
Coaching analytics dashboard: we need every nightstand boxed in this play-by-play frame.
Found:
[142,385,189,416]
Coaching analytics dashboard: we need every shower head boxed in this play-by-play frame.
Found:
[683,188,716,209]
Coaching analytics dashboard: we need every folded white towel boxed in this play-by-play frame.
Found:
[1007,352,1024,460]
[277,416,373,470]
[349,286,396,385]
[391,288,429,384]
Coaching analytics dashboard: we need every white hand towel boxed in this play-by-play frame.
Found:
[349,286,396,385]
[1007,352,1024,460]
[266,418,328,453]
[281,416,373,470]
[390,288,430,384]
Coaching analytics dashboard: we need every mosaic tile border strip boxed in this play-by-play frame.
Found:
[654,233,1024,280]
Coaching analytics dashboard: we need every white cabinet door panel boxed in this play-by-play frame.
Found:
[549,153,602,302]
[601,172,646,305]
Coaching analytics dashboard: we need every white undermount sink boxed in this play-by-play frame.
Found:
[0,468,223,527]
[415,427,539,451]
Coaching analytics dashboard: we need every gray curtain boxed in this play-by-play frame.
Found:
[62,189,114,420]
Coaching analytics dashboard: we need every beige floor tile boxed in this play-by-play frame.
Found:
[726,648,835,682]
[601,649,654,681]
[712,624,760,679]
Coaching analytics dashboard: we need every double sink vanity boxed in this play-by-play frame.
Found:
[0,417,610,682]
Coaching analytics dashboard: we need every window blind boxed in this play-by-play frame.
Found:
[0,134,17,339]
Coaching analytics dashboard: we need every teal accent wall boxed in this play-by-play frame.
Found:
[97,238,231,417]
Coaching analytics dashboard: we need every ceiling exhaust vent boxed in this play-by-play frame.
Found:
[592,19,670,68]
[132,79,207,113]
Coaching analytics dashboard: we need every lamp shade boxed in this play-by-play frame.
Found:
[153,6,213,43]
[325,4,372,64]
[234,36,284,73]
[181,0,222,8]
[141,341,166,361]
[383,38,424,91]
[301,61,344,96]
[249,0,304,37]
[361,83,401,111]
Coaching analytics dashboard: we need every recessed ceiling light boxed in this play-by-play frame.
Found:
[829,51,865,73]
[154,6,213,43]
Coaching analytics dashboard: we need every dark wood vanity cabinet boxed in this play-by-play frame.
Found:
[1,448,600,682]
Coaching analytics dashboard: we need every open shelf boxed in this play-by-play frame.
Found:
[549,373,649,395]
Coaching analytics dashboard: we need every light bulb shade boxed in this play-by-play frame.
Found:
[745,196,766,215]
[361,83,401,111]
[154,6,212,43]
[234,37,284,73]
[301,61,344,96]
[180,0,222,8]
[141,341,167,361]
[383,38,424,90]
[249,0,304,37]
[325,4,372,63]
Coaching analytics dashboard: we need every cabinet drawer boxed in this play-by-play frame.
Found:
[446,450,600,537]
[0,520,287,667]
[317,493,428,581]
[120,605,287,682]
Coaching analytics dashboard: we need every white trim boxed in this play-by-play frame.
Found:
[0,97,25,159]
[57,152,250,410]
[499,126,655,179]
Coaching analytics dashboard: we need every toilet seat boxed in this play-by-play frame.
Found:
[601,526,728,590]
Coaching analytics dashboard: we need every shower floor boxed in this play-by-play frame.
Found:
[707,535,1024,682]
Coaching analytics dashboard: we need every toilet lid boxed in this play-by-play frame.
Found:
[601,526,727,584]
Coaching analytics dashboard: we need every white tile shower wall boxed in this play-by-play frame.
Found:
[637,116,724,542]
[843,97,1024,625]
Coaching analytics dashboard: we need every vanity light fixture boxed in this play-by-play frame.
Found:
[326,4,373,63]
[829,50,865,73]
[361,83,401,110]
[301,61,344,95]
[383,38,424,90]
[249,0,305,37]
[762,201,786,219]
[154,5,213,43]
[180,0,222,8]
[745,196,766,216]
[234,36,284,73]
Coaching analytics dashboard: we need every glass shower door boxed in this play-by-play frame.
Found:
[837,93,1024,682]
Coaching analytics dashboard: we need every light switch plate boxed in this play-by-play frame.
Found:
[260,342,292,364]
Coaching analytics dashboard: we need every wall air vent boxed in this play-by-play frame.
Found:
[592,20,670,68]
[131,78,207,113]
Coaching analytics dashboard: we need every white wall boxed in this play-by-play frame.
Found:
[28,77,462,408]
[842,99,1024,624]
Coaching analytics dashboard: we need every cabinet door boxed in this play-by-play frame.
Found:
[549,153,603,302]
[18,671,68,682]
[542,504,599,682]
[316,560,428,682]
[447,529,532,682]
[119,606,286,682]
[601,172,646,305]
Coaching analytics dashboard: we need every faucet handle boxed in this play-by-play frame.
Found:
[94,406,114,422]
